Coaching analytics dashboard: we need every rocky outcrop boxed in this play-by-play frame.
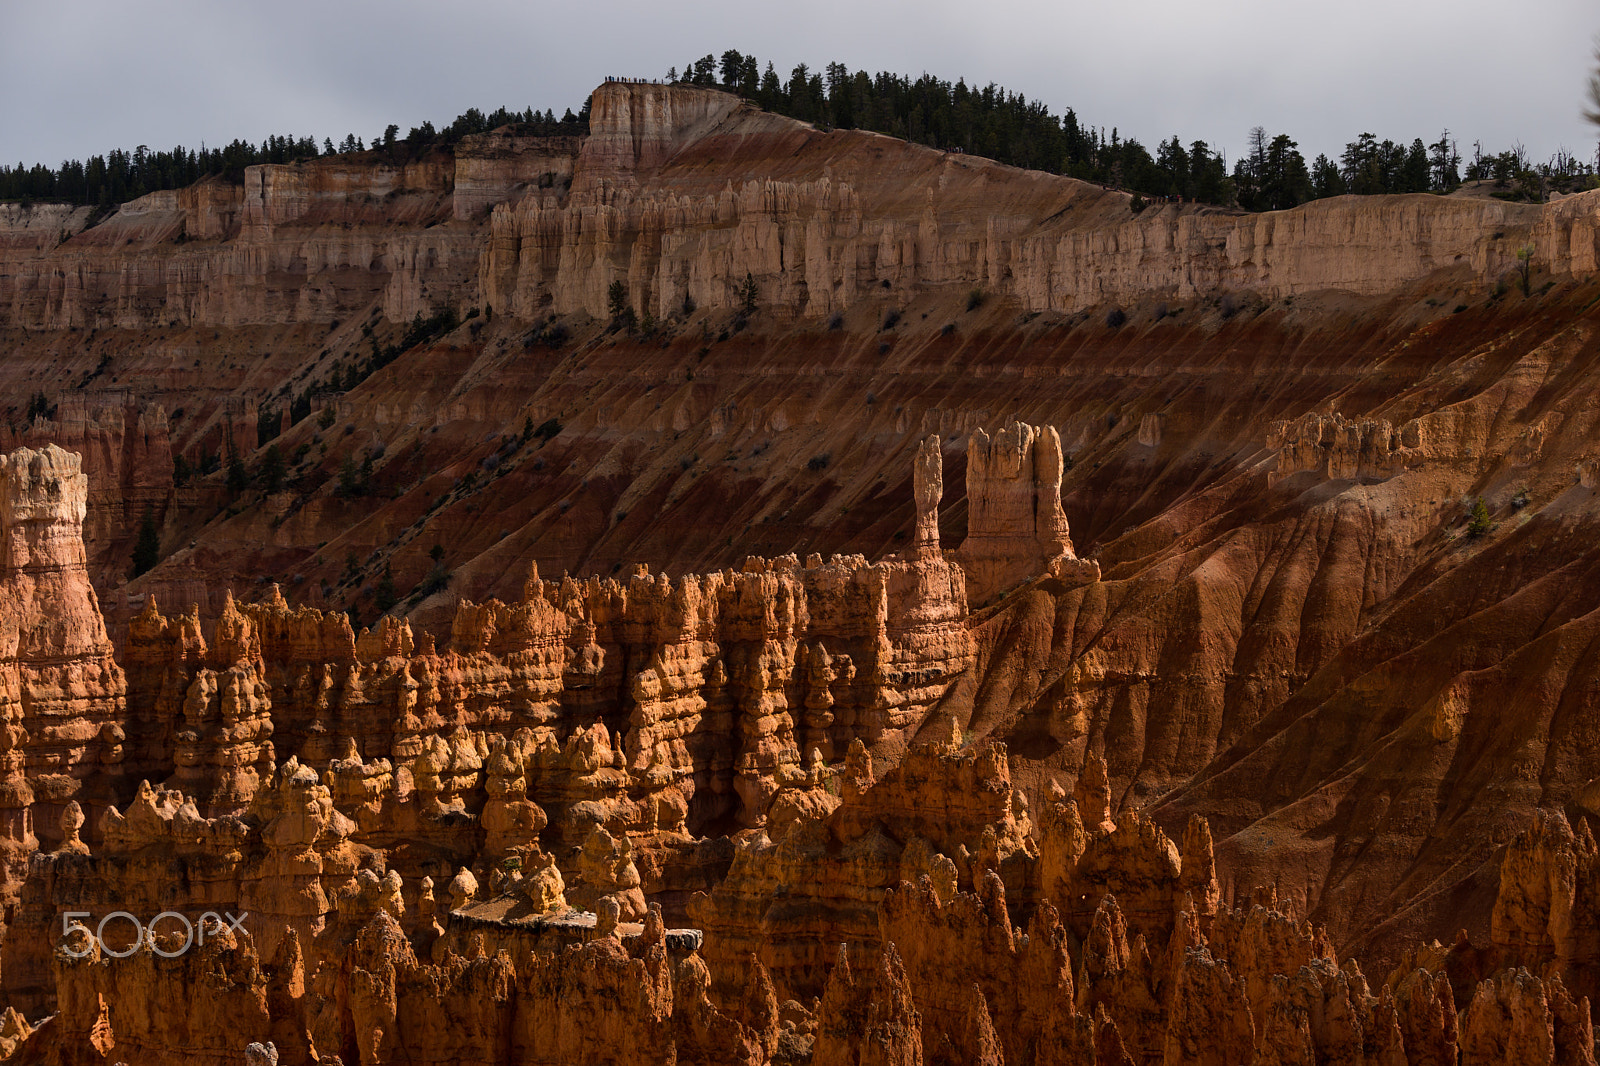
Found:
[1012,191,1552,311]
[953,421,1097,604]
[1457,968,1595,1066]
[96,427,994,843]
[0,446,127,917]
[0,203,95,255]
[691,721,1214,1004]
[580,83,742,179]
[454,135,580,221]
[1,150,471,333]
[0,398,175,592]
[10,421,1594,1063]
[1533,188,1600,276]
[1270,410,1425,483]
[119,544,972,834]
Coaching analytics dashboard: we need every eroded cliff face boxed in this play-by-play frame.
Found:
[2,79,1600,1065]
[0,83,1594,607]
[480,88,1595,324]
[0,126,581,339]
[2,83,1595,343]
[0,439,979,1029]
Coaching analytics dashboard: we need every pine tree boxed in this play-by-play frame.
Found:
[374,568,397,613]
[130,508,160,577]
[1311,154,1345,198]
[225,443,250,494]
[1400,138,1431,193]
[1467,497,1493,537]
[1429,130,1461,191]
[1156,137,1188,198]
[1261,134,1312,210]
[258,444,285,494]
[759,62,781,109]
[1187,142,1229,205]
[1341,134,1384,194]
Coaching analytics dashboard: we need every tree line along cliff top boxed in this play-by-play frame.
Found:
[5,47,1596,216]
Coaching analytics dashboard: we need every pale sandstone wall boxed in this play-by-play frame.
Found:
[4,83,1592,339]
[0,154,469,330]
[1012,192,1544,311]
[579,83,742,179]
[452,130,580,220]
[1535,187,1600,274]
[481,83,1592,324]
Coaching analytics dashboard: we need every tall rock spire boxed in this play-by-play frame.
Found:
[0,446,128,882]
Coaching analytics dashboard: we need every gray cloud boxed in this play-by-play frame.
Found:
[4,0,1596,175]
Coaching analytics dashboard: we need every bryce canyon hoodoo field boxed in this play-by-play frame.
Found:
[2,70,1600,1064]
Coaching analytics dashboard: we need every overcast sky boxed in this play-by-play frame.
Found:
[4,0,1597,173]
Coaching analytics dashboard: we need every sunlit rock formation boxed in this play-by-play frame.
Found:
[0,446,126,915]
[953,421,1098,604]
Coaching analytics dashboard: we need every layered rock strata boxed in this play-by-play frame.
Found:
[6,84,1598,339]
[481,86,1600,323]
